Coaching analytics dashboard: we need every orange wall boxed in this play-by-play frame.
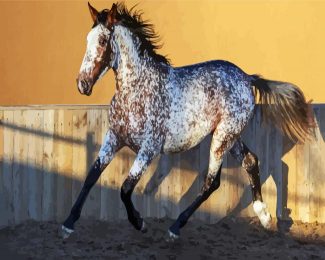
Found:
[0,0,324,105]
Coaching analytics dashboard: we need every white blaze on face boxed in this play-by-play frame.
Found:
[79,24,111,78]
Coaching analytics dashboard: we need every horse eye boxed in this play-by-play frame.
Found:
[99,39,107,46]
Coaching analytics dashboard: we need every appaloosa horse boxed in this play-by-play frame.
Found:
[62,2,313,240]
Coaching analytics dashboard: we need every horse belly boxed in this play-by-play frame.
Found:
[163,113,215,153]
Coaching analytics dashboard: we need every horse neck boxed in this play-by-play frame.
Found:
[112,25,164,92]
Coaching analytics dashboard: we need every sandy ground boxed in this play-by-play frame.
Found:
[0,217,325,259]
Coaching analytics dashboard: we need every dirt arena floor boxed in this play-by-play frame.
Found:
[0,216,325,259]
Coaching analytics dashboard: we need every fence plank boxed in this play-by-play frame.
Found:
[27,110,43,220]
[42,110,57,221]
[2,111,14,226]
[309,106,322,222]
[12,110,30,224]
[296,140,310,223]
[319,106,325,223]
[56,109,73,221]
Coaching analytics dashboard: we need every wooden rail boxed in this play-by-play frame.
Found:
[0,105,324,228]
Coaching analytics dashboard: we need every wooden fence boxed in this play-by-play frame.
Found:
[0,105,324,229]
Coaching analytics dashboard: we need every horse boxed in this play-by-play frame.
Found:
[61,2,313,240]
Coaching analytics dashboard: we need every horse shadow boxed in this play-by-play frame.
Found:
[143,105,325,230]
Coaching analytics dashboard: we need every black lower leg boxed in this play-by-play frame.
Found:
[231,141,263,202]
[241,149,262,202]
[169,166,222,236]
[247,161,262,202]
[63,158,102,230]
[120,177,144,230]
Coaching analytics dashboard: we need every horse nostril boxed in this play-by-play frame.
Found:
[77,78,86,93]
[81,80,89,89]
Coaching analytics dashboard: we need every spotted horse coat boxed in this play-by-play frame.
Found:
[62,2,313,240]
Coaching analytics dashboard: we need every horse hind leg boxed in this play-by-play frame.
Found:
[168,122,239,240]
[230,139,272,229]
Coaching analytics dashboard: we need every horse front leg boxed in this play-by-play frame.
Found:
[120,145,159,232]
[61,129,122,238]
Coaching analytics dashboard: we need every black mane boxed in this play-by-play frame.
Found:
[94,3,170,65]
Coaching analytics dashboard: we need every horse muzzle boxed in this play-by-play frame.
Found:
[77,78,93,96]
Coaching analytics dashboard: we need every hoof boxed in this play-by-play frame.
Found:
[253,200,272,229]
[141,221,148,233]
[165,229,180,242]
[60,225,74,239]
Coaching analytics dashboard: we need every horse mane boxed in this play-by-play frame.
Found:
[94,2,170,65]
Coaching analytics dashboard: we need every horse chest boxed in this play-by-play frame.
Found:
[109,94,166,149]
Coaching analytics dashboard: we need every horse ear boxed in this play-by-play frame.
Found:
[106,3,118,28]
[88,2,99,22]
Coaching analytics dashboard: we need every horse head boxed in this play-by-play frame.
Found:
[76,3,118,96]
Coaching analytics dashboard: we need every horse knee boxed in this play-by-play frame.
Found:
[201,173,221,198]
[242,152,258,173]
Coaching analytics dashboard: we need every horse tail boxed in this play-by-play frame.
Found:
[250,74,314,143]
